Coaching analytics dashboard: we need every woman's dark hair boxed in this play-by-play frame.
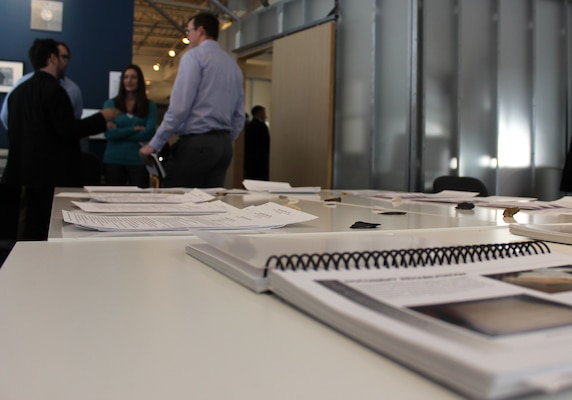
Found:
[29,38,59,70]
[189,13,220,40]
[114,64,149,116]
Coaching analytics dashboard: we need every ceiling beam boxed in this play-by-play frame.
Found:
[135,21,159,51]
[143,0,187,35]
[153,0,210,10]
[208,0,240,21]
[134,22,184,30]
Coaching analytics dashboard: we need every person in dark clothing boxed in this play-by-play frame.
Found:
[244,105,270,180]
[1,38,119,240]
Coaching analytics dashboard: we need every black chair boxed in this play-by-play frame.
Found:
[433,176,489,197]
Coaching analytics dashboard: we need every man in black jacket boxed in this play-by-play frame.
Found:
[2,38,119,240]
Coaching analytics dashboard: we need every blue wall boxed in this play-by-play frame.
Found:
[0,0,134,147]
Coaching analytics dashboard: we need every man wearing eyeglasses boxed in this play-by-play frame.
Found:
[140,12,245,188]
[0,41,83,129]
[53,42,83,120]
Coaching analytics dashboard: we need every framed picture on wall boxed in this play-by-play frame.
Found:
[30,0,63,32]
[0,61,24,93]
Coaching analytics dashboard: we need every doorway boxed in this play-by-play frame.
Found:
[232,21,335,189]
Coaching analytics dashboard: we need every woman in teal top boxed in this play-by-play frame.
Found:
[103,64,157,187]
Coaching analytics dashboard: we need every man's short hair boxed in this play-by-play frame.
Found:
[189,13,220,40]
[251,105,265,116]
[29,38,59,70]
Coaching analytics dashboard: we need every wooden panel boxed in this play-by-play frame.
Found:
[270,22,335,188]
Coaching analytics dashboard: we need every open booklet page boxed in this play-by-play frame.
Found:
[268,250,572,399]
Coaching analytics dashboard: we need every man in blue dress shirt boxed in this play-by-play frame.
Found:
[140,12,245,188]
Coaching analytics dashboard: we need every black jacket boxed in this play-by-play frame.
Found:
[2,71,106,187]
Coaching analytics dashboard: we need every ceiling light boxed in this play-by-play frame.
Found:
[152,63,160,72]
[168,49,176,58]
[182,37,190,45]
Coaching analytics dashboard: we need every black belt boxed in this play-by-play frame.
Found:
[179,129,230,138]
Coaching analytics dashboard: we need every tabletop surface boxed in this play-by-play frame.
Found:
[0,235,461,400]
[3,188,572,399]
[47,188,572,240]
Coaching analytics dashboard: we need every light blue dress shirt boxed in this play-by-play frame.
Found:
[148,40,245,151]
[1,72,83,129]
[60,76,83,120]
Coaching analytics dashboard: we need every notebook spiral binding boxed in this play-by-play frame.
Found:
[264,240,550,274]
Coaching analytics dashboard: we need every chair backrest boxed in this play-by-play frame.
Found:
[433,176,489,197]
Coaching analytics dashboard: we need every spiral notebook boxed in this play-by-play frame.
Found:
[186,230,551,293]
[186,230,452,293]
[186,231,572,399]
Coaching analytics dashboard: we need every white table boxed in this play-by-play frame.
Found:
[2,228,572,399]
[48,189,507,240]
[0,236,459,399]
[7,187,572,398]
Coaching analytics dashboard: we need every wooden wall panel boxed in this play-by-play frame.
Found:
[270,22,335,188]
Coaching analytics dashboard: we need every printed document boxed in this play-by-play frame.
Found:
[71,199,237,214]
[62,202,317,232]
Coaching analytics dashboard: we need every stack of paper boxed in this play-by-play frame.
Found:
[88,188,214,203]
[242,179,321,193]
[370,190,479,203]
[63,202,317,232]
[71,200,235,214]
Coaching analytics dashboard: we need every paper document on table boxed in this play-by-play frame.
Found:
[370,190,479,202]
[242,179,321,193]
[71,199,237,214]
[476,195,537,203]
[412,190,480,203]
[89,188,215,203]
[62,202,317,231]
[55,192,93,198]
[84,186,144,192]
[369,191,432,200]
[474,196,572,210]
